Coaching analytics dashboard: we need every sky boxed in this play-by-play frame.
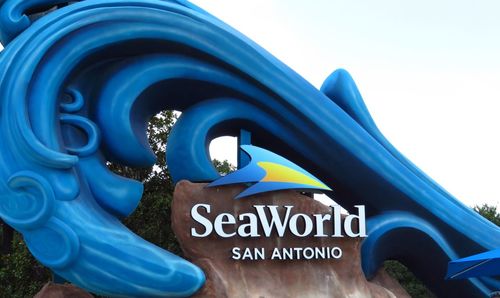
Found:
[0,1,498,209]
[195,0,500,209]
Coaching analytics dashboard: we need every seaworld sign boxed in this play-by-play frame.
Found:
[191,204,367,261]
[191,204,366,239]
[190,145,367,261]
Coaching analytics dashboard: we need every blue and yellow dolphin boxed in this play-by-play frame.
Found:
[208,145,331,199]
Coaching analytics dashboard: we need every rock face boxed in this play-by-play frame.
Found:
[34,282,94,298]
[172,181,410,298]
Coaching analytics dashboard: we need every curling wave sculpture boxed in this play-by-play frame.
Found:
[0,1,498,297]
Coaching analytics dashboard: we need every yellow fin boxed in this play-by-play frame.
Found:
[257,161,330,190]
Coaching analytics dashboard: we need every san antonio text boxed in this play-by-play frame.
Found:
[231,246,343,261]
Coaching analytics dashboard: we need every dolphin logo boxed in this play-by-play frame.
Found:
[208,145,332,198]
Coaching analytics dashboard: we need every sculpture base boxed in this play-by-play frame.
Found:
[34,282,93,298]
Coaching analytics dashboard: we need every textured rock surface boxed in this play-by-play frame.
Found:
[34,282,94,298]
[172,180,411,298]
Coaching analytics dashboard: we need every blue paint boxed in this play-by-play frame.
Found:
[447,249,500,280]
[238,129,252,168]
[0,0,497,297]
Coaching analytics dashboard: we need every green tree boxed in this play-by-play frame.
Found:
[384,260,436,298]
[0,233,51,297]
[474,204,500,226]
[212,159,236,175]
[109,111,180,253]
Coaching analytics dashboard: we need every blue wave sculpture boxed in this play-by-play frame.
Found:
[0,0,498,297]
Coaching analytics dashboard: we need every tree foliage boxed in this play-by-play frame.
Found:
[474,204,500,226]
[109,111,181,254]
[384,260,436,298]
[212,159,236,175]
[0,233,51,297]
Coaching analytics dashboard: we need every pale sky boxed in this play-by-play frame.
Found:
[1,1,499,209]
[198,0,500,209]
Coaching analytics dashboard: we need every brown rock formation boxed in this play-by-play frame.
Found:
[34,282,94,298]
[172,180,410,298]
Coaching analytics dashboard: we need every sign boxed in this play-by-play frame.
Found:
[190,145,366,261]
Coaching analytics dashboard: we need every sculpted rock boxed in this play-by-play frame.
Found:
[34,282,93,298]
[172,180,410,298]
